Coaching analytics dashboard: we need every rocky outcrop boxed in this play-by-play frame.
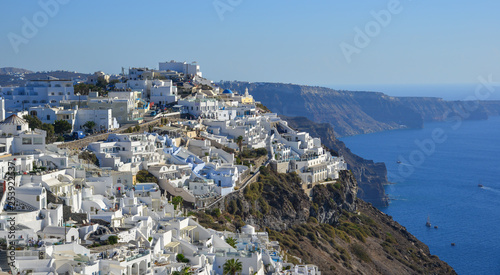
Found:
[310,170,358,224]
[214,167,357,231]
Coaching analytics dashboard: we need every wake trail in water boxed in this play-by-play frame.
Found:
[480,186,500,195]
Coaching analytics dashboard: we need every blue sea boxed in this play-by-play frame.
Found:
[341,116,500,275]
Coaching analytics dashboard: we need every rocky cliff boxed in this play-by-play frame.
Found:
[196,167,455,275]
[218,81,500,206]
[282,115,389,207]
[219,81,500,137]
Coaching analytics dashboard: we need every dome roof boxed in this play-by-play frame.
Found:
[222,89,233,94]
[0,114,28,125]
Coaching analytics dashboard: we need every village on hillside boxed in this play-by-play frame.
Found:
[0,61,347,275]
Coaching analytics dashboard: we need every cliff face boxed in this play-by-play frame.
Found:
[282,115,389,207]
[219,81,500,137]
[209,167,358,231]
[197,167,455,275]
[218,81,500,206]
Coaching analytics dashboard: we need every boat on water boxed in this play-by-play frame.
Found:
[397,160,402,164]
[426,216,431,227]
[478,184,483,188]
[434,225,438,229]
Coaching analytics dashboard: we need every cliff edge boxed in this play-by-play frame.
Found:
[197,168,455,275]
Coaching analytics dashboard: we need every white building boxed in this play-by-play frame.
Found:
[87,97,140,124]
[159,60,202,77]
[29,106,119,132]
[150,79,178,106]
[0,114,46,155]
[0,79,85,112]
[271,119,347,184]
[86,71,110,85]
[38,225,79,243]
[204,116,270,149]
[87,133,166,171]
[178,94,219,119]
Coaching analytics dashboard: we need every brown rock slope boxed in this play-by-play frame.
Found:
[196,167,455,275]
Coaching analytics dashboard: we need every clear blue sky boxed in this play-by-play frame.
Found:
[1,0,499,87]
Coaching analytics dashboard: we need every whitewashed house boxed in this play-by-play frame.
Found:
[88,133,165,171]
[0,114,46,155]
[159,60,202,77]
[150,79,178,106]
[0,78,85,112]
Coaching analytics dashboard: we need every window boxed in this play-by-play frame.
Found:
[33,137,43,145]
[22,138,32,144]
[36,195,40,201]
[17,125,21,131]
[47,115,50,120]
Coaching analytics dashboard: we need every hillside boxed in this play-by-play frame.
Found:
[0,67,34,75]
[197,167,455,275]
[219,81,500,137]
[0,69,91,87]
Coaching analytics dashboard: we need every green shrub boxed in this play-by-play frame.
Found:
[108,235,118,245]
[350,243,371,262]
[176,253,190,263]
[307,217,318,224]
[136,170,158,183]
[307,232,317,242]
[212,208,221,218]
[258,197,269,214]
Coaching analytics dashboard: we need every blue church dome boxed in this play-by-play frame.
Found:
[222,89,233,94]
